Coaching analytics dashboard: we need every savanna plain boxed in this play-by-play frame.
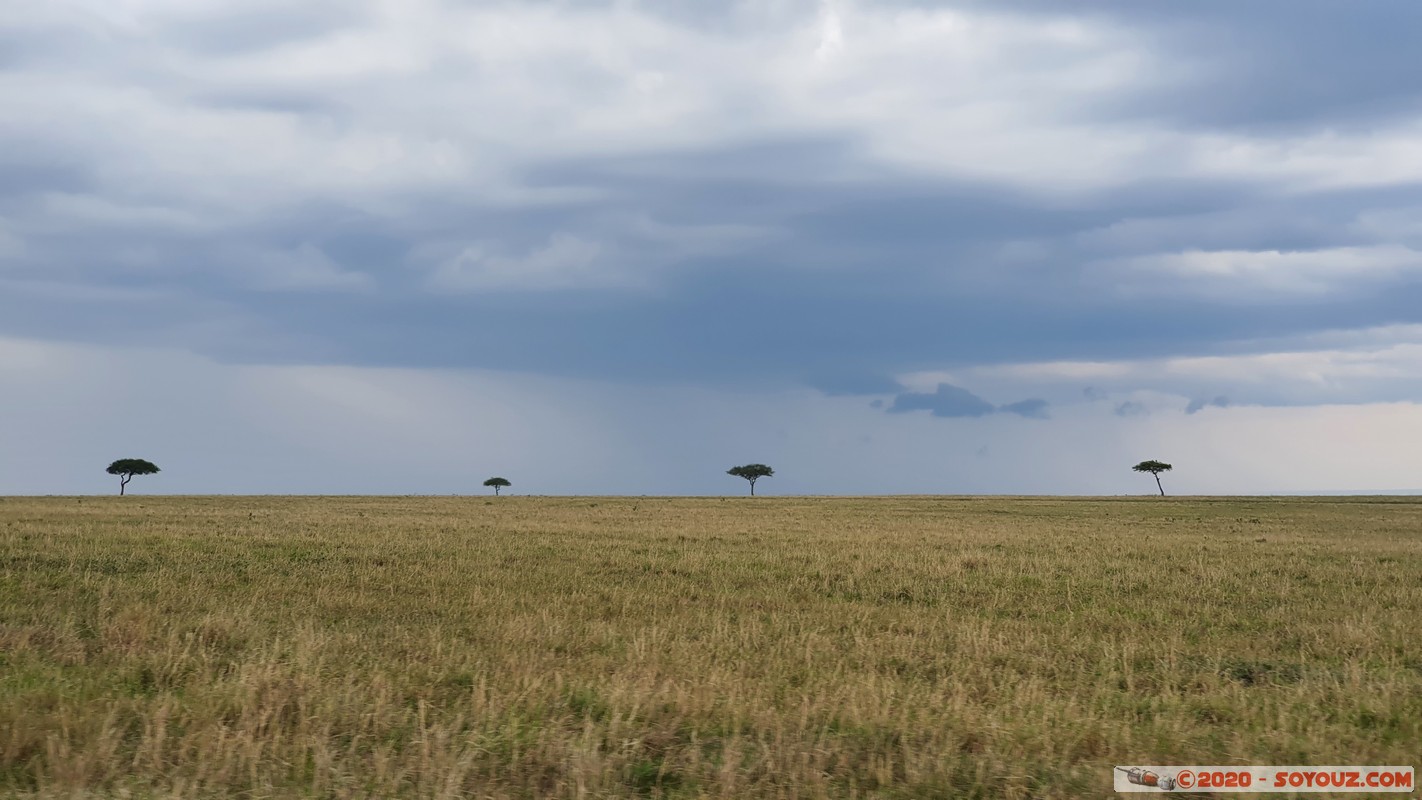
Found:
[2,495,1419,799]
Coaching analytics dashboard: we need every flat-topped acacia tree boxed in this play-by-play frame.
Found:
[1132,460,1173,496]
[106,459,160,496]
[483,477,511,496]
[727,464,774,496]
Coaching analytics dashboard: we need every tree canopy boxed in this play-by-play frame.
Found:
[727,464,774,496]
[483,477,511,495]
[1132,460,1173,496]
[106,459,160,496]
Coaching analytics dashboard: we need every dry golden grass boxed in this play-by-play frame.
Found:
[2,495,1419,798]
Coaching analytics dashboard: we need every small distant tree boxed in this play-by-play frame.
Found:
[727,464,774,496]
[483,477,511,496]
[106,459,160,496]
[1132,460,1173,496]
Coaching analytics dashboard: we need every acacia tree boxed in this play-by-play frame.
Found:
[727,464,773,496]
[1132,460,1173,496]
[483,477,511,496]
[106,459,160,496]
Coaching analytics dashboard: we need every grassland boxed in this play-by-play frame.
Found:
[2,495,1419,798]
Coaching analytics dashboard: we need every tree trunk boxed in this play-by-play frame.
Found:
[119,476,128,496]
[1155,474,1164,496]
[749,480,755,496]
[494,486,500,496]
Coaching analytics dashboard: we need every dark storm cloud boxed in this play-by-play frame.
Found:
[1186,396,1231,415]
[936,0,1422,132]
[1092,1,1422,132]
[2,0,1421,413]
[8,155,1422,388]
[888,384,996,418]
[886,385,1048,420]
[999,399,1050,419]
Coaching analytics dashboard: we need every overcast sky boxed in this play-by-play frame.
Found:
[3,0,1421,495]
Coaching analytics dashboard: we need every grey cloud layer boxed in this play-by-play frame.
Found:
[887,384,1049,420]
[2,0,1421,412]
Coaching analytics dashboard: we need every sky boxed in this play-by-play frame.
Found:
[3,0,1422,495]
